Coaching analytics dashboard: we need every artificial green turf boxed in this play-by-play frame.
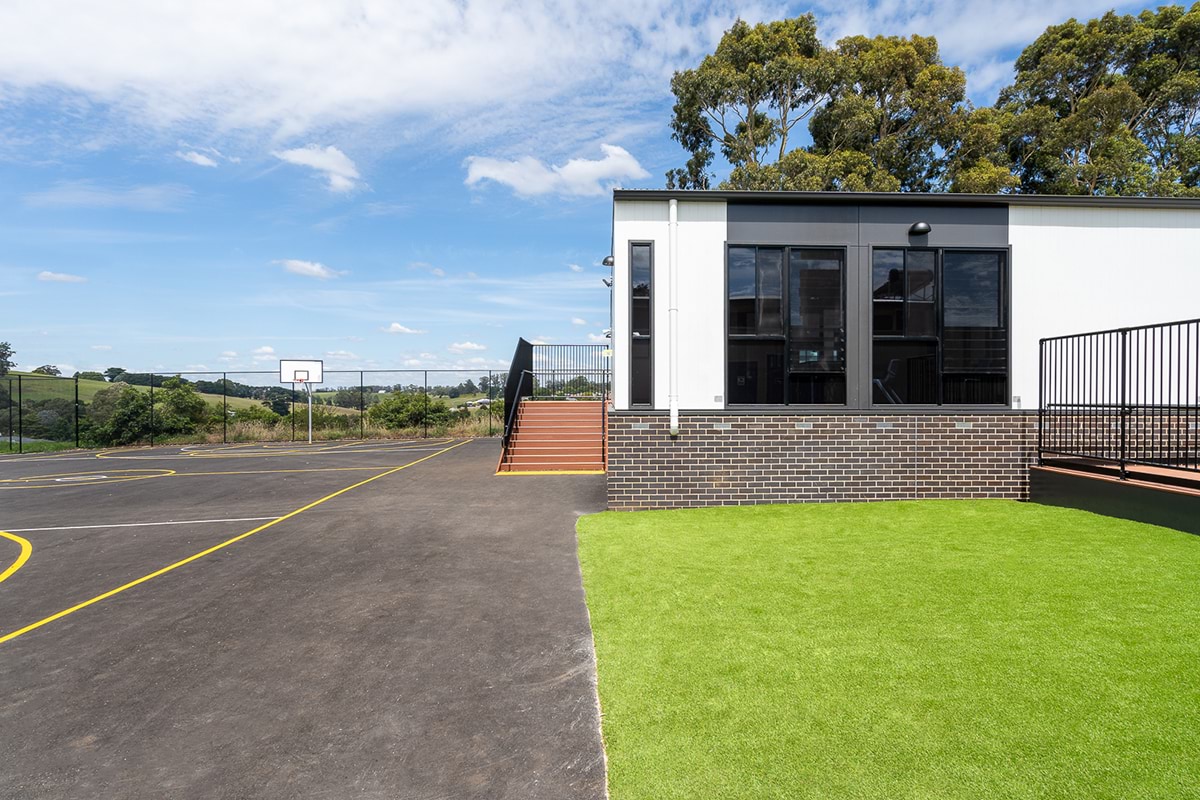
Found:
[577,501,1200,800]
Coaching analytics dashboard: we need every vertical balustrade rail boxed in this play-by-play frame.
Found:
[1040,318,1200,478]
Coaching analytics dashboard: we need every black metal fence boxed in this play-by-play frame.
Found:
[1039,318,1200,477]
[2,369,509,454]
[503,340,611,448]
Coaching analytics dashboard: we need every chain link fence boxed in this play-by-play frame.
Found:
[1,369,508,454]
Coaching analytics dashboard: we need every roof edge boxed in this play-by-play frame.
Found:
[611,189,1200,210]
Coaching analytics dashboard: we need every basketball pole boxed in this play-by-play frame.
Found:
[303,380,313,444]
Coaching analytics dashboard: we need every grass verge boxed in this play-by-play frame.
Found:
[577,500,1200,800]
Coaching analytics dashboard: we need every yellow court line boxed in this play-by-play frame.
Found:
[0,469,176,491]
[0,531,33,585]
[0,439,471,646]
[176,466,404,477]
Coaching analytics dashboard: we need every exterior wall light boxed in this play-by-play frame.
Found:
[909,221,932,236]
[602,256,615,267]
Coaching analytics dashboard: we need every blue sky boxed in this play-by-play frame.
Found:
[0,0,1147,378]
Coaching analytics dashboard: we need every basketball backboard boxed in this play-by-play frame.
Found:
[279,359,324,385]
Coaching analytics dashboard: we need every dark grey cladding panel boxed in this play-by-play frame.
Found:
[727,203,858,244]
[727,202,1008,246]
[859,204,1008,247]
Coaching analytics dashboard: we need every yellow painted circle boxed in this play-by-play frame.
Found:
[0,468,176,490]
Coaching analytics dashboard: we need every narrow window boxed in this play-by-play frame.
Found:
[942,251,1006,404]
[788,249,846,403]
[630,243,653,406]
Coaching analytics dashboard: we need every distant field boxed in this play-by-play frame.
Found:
[9,372,284,411]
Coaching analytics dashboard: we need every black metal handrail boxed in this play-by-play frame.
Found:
[503,369,532,451]
[1039,318,1200,478]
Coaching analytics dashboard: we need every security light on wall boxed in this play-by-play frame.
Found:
[602,255,615,267]
[909,221,932,236]
[602,277,613,287]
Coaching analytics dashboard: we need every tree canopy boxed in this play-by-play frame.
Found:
[667,4,1200,196]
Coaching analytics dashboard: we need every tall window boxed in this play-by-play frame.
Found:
[872,249,1007,405]
[728,246,845,405]
[630,243,652,406]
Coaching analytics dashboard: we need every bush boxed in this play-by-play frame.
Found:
[367,391,458,430]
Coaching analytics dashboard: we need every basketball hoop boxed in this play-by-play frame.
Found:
[279,359,323,444]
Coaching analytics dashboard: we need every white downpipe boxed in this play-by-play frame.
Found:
[668,198,680,437]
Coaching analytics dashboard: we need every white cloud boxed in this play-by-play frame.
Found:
[448,341,486,353]
[324,350,359,359]
[465,144,648,197]
[176,150,217,167]
[24,181,192,211]
[253,345,275,355]
[587,332,610,343]
[273,258,345,280]
[91,344,112,351]
[382,322,426,334]
[568,264,584,273]
[0,3,743,155]
[571,317,587,325]
[408,262,446,278]
[274,145,360,193]
[37,270,87,283]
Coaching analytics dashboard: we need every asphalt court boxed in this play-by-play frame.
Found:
[0,438,608,799]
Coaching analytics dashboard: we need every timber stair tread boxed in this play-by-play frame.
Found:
[499,399,607,473]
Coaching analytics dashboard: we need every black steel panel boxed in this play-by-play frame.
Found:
[1030,466,1200,536]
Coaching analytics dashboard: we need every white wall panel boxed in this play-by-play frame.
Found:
[612,201,669,409]
[1010,205,1200,409]
[612,199,727,410]
[675,201,728,409]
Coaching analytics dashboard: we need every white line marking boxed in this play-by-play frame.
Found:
[4,516,283,533]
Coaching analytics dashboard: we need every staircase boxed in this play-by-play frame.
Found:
[499,399,606,473]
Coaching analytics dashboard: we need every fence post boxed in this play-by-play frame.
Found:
[17,375,22,455]
[75,377,80,448]
[223,372,228,444]
[423,371,428,438]
[360,370,365,440]
[488,371,494,437]
[1119,329,1128,480]
[7,378,12,452]
[1037,339,1044,466]
[149,376,155,447]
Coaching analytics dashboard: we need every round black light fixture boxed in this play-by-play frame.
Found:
[602,255,615,267]
[909,221,932,236]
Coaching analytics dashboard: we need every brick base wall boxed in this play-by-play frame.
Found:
[607,413,1038,510]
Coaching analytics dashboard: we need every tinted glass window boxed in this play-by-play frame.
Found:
[873,340,938,404]
[757,249,784,336]
[728,246,756,335]
[727,340,785,404]
[872,249,904,300]
[630,243,653,405]
[906,250,937,337]
[944,251,1001,327]
[789,249,844,373]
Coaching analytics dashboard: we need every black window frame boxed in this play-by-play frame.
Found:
[870,246,1009,407]
[629,241,653,407]
[725,244,848,407]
